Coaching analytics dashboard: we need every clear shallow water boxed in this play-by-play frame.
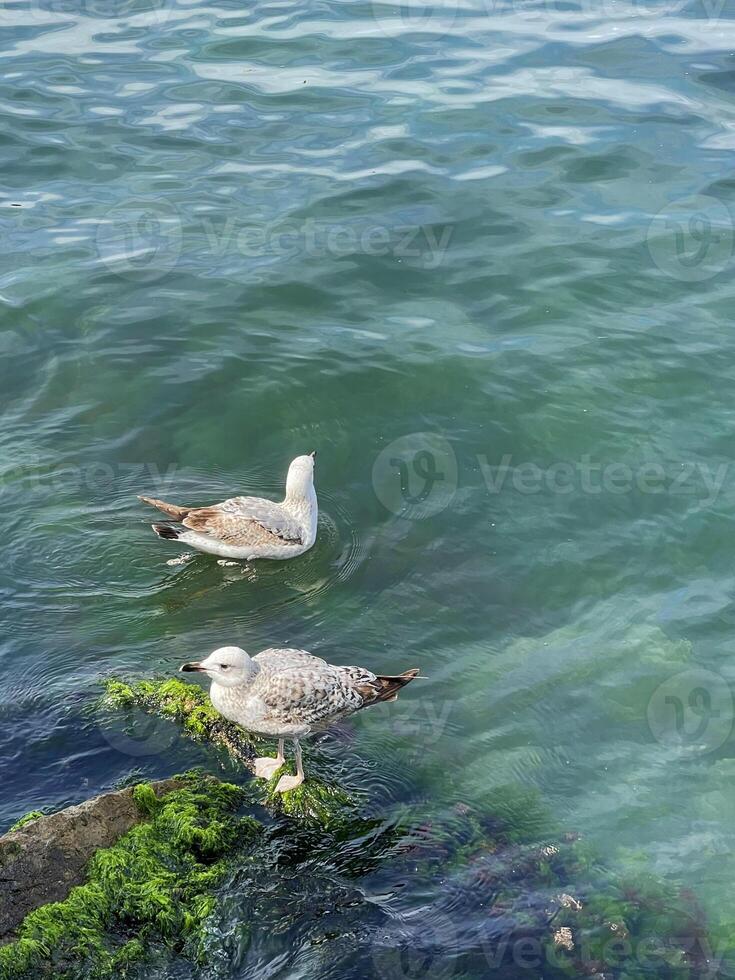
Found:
[3,0,735,973]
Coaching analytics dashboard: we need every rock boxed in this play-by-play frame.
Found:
[0,778,183,943]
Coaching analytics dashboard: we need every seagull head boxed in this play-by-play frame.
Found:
[285,453,316,499]
[181,646,254,688]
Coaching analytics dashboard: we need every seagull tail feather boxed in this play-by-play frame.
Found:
[151,523,181,540]
[370,668,420,704]
[138,495,190,521]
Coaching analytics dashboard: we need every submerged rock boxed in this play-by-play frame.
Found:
[1,763,727,979]
[0,778,183,944]
[102,677,255,766]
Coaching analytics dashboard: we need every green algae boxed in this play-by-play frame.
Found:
[103,677,255,763]
[264,770,354,826]
[0,774,261,980]
[7,812,43,834]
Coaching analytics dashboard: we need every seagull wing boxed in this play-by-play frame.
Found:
[252,652,365,728]
[253,647,329,670]
[182,496,303,547]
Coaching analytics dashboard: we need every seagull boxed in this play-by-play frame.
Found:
[180,646,419,793]
[138,452,317,560]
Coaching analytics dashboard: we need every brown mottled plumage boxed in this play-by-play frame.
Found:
[184,500,303,545]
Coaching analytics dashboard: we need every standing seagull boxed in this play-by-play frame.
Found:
[180,646,419,793]
[138,453,318,560]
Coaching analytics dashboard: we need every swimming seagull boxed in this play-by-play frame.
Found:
[138,453,318,561]
[180,646,419,793]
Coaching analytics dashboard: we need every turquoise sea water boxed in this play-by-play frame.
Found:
[3,0,735,974]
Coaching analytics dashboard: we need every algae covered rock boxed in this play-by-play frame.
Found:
[263,774,353,827]
[103,677,255,764]
[2,765,725,980]
[7,813,43,834]
[0,774,261,979]
[0,778,183,944]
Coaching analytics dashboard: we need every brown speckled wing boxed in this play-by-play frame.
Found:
[182,497,303,546]
[253,657,365,728]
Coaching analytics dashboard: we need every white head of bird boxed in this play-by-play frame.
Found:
[285,451,316,502]
[181,646,256,688]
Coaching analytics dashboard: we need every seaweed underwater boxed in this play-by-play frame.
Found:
[1,679,729,979]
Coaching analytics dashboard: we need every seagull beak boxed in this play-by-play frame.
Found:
[180,662,205,672]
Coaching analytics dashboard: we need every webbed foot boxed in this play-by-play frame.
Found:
[275,773,304,794]
[254,756,285,780]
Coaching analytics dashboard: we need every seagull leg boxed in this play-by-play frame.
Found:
[253,738,285,780]
[275,739,305,793]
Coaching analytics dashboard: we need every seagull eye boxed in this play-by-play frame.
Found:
[220,664,230,670]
